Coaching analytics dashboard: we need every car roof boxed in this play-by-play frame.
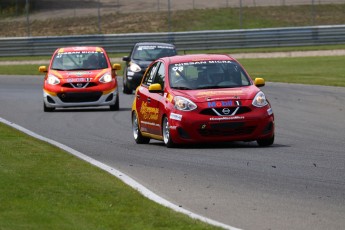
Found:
[160,54,235,64]
[134,42,175,47]
[55,46,105,53]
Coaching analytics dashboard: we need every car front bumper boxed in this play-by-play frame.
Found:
[167,107,275,144]
[43,87,119,108]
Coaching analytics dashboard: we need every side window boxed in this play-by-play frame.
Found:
[142,62,159,86]
[153,62,165,88]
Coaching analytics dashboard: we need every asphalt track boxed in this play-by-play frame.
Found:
[1,75,345,230]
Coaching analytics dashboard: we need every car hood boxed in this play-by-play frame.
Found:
[133,60,153,68]
[174,85,260,102]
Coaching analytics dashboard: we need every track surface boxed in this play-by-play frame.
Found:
[1,75,345,230]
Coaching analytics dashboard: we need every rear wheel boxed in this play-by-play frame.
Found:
[43,102,55,112]
[257,135,274,147]
[162,116,175,148]
[132,112,150,144]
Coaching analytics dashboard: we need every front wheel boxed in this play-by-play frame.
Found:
[132,112,150,144]
[43,102,55,112]
[123,77,132,94]
[257,135,274,147]
[162,116,175,148]
[109,94,119,111]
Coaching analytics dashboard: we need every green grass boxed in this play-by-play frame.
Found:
[239,55,345,87]
[0,65,44,75]
[0,122,222,230]
[170,4,345,32]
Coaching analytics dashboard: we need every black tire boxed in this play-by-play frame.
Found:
[110,94,119,111]
[257,134,274,147]
[162,116,175,148]
[43,102,55,112]
[123,77,132,94]
[132,112,150,144]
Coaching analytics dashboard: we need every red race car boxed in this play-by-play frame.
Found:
[39,46,121,112]
[132,54,274,147]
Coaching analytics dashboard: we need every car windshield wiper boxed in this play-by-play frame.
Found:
[52,68,67,71]
[196,85,238,89]
[68,68,90,71]
[171,86,192,90]
[196,85,222,89]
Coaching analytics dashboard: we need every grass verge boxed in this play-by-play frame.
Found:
[239,55,345,87]
[0,122,223,230]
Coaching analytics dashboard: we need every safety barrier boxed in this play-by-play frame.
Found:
[0,25,344,57]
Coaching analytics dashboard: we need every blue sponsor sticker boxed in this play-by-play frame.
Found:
[207,100,233,108]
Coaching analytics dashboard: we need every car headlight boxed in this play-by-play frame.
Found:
[47,74,60,85]
[252,91,268,107]
[99,72,113,83]
[174,96,197,111]
[129,63,141,72]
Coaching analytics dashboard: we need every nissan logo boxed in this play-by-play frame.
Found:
[222,108,231,115]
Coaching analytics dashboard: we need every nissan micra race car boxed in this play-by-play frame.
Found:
[39,46,121,112]
[122,42,177,94]
[132,54,275,147]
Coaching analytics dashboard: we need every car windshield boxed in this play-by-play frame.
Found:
[132,45,177,61]
[169,60,251,90]
[51,51,108,71]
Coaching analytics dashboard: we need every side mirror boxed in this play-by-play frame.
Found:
[254,78,265,87]
[148,83,163,93]
[39,66,47,73]
[112,63,122,70]
[122,56,130,62]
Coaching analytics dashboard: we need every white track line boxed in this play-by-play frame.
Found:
[0,117,241,230]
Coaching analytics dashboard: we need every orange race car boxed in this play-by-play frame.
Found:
[39,46,121,112]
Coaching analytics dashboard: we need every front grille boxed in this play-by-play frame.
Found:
[200,107,251,116]
[62,82,97,88]
[57,92,102,103]
[198,124,256,137]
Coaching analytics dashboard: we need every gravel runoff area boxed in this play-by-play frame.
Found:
[1,49,345,66]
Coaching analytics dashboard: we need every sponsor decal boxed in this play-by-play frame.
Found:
[207,100,233,108]
[170,113,182,121]
[172,60,233,68]
[209,116,245,121]
[141,121,160,127]
[196,90,243,98]
[169,125,177,130]
[166,93,174,102]
[67,71,91,76]
[138,46,173,50]
[67,78,93,83]
[140,101,159,121]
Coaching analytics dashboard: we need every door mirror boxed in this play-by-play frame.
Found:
[254,78,265,87]
[38,66,47,73]
[148,83,163,93]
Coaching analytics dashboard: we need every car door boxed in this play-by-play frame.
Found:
[145,62,166,135]
[135,62,160,134]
